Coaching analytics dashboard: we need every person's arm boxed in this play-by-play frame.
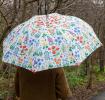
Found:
[55,68,73,100]
[15,68,20,99]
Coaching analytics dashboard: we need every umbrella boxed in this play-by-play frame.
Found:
[2,13,102,72]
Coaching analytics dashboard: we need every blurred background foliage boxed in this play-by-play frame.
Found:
[0,0,105,99]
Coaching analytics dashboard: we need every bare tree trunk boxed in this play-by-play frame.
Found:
[84,60,90,75]
[87,57,93,89]
[99,48,104,72]
[87,65,93,89]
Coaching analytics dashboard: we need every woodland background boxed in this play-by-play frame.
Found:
[0,0,105,100]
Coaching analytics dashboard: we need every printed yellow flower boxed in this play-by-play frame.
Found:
[40,38,48,46]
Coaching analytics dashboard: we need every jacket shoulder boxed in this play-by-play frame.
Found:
[52,68,64,74]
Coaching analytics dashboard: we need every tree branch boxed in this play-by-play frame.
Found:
[0,0,18,47]
[0,10,8,26]
[57,0,77,11]
[0,0,5,7]
[9,0,18,25]
[20,0,26,22]
[26,0,37,5]
[0,26,11,47]
[50,0,62,13]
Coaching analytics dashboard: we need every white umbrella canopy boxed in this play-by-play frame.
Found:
[2,13,102,72]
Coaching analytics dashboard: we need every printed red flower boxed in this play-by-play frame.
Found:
[54,58,61,64]
[76,36,83,43]
[23,45,26,48]
[52,46,56,49]
[56,47,59,50]
[48,46,60,55]
[52,51,56,54]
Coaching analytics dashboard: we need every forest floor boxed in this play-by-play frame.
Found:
[65,66,105,100]
[90,91,105,100]
[73,81,105,100]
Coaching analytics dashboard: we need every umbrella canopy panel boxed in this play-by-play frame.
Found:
[2,13,102,72]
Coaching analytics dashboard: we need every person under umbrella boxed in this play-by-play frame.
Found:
[15,67,76,100]
[2,13,102,100]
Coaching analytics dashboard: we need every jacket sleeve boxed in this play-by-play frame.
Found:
[55,68,72,100]
[15,68,20,97]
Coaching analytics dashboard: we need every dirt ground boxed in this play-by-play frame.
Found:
[72,82,105,100]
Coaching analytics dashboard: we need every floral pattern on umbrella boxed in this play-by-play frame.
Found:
[2,13,102,72]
